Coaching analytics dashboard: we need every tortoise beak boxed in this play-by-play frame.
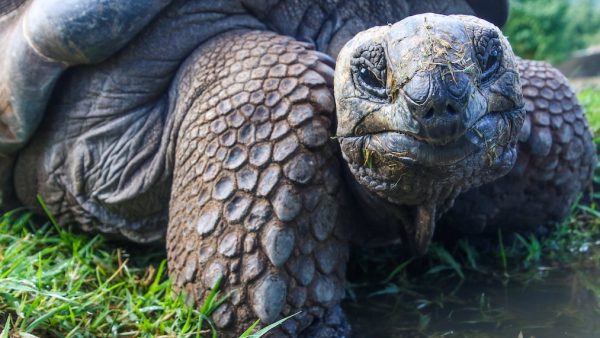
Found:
[404,202,437,256]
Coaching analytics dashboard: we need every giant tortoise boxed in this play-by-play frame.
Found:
[0,0,595,336]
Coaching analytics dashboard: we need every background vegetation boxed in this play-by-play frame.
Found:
[503,0,600,62]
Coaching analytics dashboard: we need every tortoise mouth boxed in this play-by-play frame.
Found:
[340,107,523,168]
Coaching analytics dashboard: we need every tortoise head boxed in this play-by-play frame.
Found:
[334,14,524,254]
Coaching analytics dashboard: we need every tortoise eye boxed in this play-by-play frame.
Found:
[352,44,388,101]
[356,65,387,100]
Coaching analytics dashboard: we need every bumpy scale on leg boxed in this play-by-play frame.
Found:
[166,30,351,337]
[442,60,596,234]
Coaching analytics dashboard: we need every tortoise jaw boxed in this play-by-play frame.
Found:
[345,106,522,172]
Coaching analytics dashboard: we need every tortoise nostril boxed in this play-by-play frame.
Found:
[446,104,457,115]
[424,107,435,119]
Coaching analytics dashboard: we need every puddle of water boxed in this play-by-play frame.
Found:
[345,268,600,338]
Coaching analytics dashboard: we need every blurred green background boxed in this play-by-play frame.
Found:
[503,0,600,63]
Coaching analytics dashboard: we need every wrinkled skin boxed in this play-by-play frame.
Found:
[0,1,595,337]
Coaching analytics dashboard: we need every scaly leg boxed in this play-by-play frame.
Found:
[166,30,351,337]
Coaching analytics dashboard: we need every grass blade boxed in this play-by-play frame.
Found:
[246,312,300,338]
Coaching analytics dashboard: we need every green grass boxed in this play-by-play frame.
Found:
[0,209,293,337]
[0,209,221,337]
[580,88,600,142]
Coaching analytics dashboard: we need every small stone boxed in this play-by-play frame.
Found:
[262,223,295,267]
[574,120,585,136]
[244,79,262,93]
[252,274,287,323]
[260,54,278,66]
[197,186,211,207]
[561,98,574,111]
[518,117,531,143]
[564,112,576,123]
[551,115,564,129]
[216,147,227,161]
[522,86,538,98]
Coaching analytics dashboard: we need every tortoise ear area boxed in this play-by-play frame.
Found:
[467,0,509,27]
